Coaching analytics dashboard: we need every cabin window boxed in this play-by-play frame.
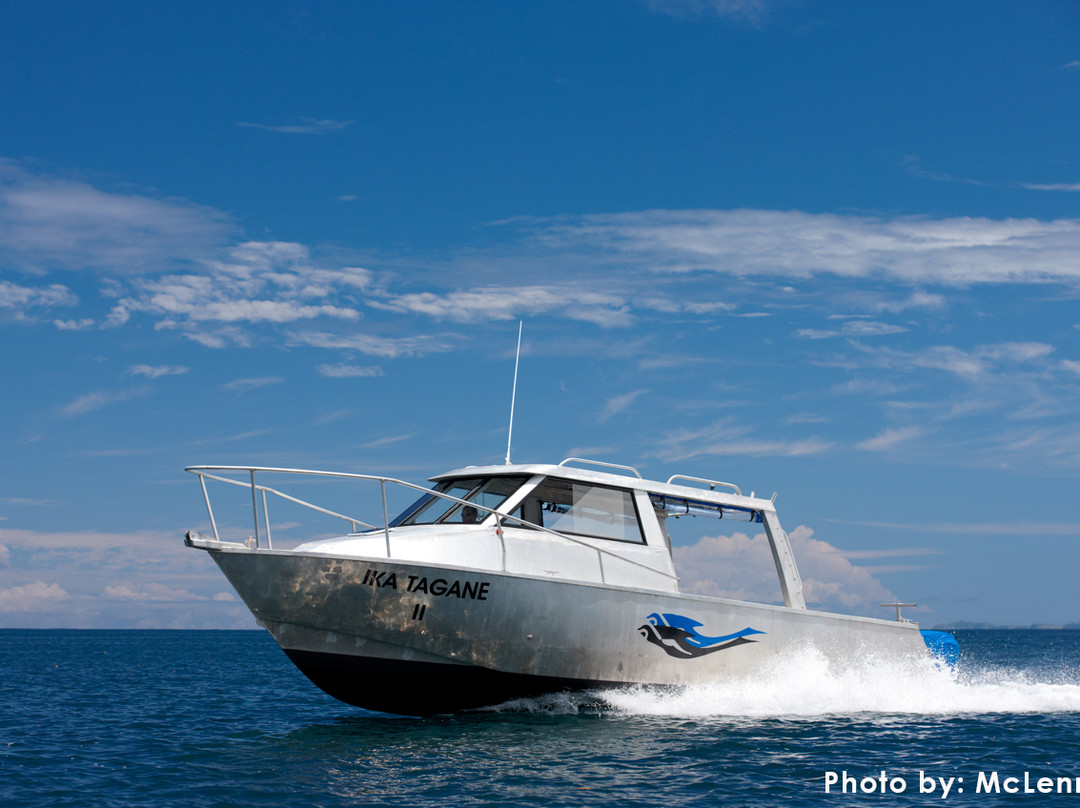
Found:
[510,478,645,543]
[391,476,528,526]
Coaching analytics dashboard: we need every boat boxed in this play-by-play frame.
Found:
[184,458,957,716]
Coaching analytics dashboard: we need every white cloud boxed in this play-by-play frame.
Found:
[905,156,1080,195]
[0,526,175,555]
[830,547,943,560]
[121,274,361,324]
[841,341,1055,380]
[177,325,252,349]
[317,363,384,378]
[992,424,1080,467]
[638,297,735,315]
[360,432,420,449]
[682,300,738,314]
[53,318,95,330]
[214,242,373,291]
[651,417,834,461]
[102,581,207,601]
[0,580,70,611]
[0,160,234,275]
[564,445,617,458]
[128,364,190,378]
[829,378,909,397]
[0,497,59,506]
[314,409,354,425]
[0,168,371,336]
[8,159,1080,371]
[109,242,369,332]
[784,412,828,424]
[289,330,456,358]
[0,527,257,628]
[370,285,634,328]
[602,389,648,420]
[223,376,284,392]
[795,320,908,340]
[193,428,274,444]
[643,0,768,23]
[673,530,782,603]
[532,209,1080,286]
[855,426,928,452]
[829,517,1080,537]
[637,354,708,371]
[0,280,77,309]
[673,525,898,615]
[9,161,1080,346]
[978,342,1055,363]
[235,118,353,134]
[868,290,947,313]
[1019,182,1080,193]
[59,387,148,417]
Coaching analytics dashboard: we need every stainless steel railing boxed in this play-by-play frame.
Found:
[185,465,679,584]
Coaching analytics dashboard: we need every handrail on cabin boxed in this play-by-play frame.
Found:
[556,458,749,499]
[558,457,643,478]
[665,474,742,497]
[185,465,678,583]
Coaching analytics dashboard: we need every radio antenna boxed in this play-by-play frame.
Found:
[505,321,523,465]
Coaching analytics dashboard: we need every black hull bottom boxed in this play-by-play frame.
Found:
[284,649,628,716]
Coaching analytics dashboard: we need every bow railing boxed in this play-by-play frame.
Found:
[185,465,679,585]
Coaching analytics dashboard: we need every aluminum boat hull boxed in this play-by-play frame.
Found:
[200,542,928,716]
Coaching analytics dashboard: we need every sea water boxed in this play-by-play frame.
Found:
[3,629,1080,807]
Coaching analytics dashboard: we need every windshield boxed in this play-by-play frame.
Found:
[391,475,529,526]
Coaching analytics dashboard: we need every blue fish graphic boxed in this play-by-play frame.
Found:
[639,612,764,658]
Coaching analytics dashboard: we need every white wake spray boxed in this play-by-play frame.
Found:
[596,645,1080,717]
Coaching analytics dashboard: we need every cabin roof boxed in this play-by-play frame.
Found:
[431,458,778,513]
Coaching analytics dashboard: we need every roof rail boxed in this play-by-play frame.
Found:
[665,474,742,497]
[558,457,643,479]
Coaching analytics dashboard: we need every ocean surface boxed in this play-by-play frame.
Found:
[3,629,1080,807]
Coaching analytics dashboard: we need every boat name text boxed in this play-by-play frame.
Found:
[361,568,491,600]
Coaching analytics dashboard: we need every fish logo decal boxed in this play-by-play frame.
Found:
[639,612,764,658]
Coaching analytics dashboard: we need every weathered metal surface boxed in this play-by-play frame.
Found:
[204,542,925,699]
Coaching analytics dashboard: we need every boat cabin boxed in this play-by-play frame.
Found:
[290,458,806,608]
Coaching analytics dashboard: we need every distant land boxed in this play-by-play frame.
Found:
[932,621,1080,630]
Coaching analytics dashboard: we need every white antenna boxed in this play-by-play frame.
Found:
[505,321,523,465]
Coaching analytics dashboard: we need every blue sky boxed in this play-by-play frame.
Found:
[2,0,1080,628]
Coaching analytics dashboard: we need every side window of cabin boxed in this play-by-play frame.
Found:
[511,478,645,543]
